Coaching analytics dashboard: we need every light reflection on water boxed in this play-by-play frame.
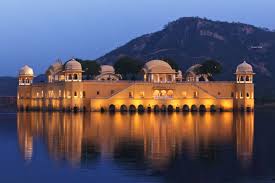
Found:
[17,112,254,171]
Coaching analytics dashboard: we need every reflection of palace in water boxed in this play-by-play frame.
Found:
[17,112,254,169]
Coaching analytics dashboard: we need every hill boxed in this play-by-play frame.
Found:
[98,17,275,98]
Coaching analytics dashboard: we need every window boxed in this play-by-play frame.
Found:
[83,91,86,98]
[74,91,77,97]
[129,92,133,98]
[246,76,250,81]
[111,90,115,95]
[246,92,250,98]
[240,92,243,99]
[240,76,244,81]
[97,91,100,95]
[193,91,198,98]
[218,92,221,95]
[68,74,72,80]
[231,92,234,98]
[182,91,187,98]
[74,74,78,80]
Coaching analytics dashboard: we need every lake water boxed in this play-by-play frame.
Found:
[0,109,275,183]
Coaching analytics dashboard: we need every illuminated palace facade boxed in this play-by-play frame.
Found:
[17,59,255,112]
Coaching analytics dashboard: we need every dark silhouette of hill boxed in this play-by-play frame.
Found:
[98,17,275,98]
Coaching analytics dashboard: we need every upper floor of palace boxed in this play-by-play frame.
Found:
[18,59,255,86]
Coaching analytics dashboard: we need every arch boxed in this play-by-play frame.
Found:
[191,105,198,112]
[246,107,252,112]
[154,105,160,112]
[175,107,180,112]
[68,74,72,80]
[153,90,160,97]
[167,90,174,97]
[182,105,190,112]
[167,105,174,112]
[160,90,167,96]
[109,104,116,112]
[138,105,145,113]
[73,106,79,113]
[25,106,30,112]
[210,105,217,112]
[147,106,152,113]
[161,105,167,112]
[199,105,206,112]
[100,107,106,113]
[240,76,244,81]
[74,74,78,80]
[129,105,136,113]
[120,105,128,112]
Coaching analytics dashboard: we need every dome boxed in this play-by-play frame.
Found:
[100,65,115,74]
[46,61,63,75]
[236,61,253,73]
[186,64,202,74]
[143,60,175,73]
[65,59,82,72]
[19,65,34,76]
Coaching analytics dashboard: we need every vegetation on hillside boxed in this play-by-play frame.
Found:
[114,57,143,80]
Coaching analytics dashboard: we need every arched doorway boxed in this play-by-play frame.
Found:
[167,105,174,112]
[210,105,216,112]
[129,105,136,113]
[175,107,180,112]
[199,105,206,112]
[73,106,79,113]
[161,105,167,112]
[120,105,128,112]
[109,104,116,112]
[153,90,160,98]
[154,105,160,112]
[191,105,198,112]
[167,90,173,98]
[147,106,152,113]
[138,105,145,113]
[183,105,189,112]
[100,107,106,113]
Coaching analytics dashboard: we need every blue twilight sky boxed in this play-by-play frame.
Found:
[0,0,274,76]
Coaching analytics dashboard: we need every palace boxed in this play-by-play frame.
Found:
[17,59,255,112]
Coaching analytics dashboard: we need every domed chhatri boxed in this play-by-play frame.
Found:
[100,65,115,74]
[65,59,82,71]
[143,60,182,82]
[19,65,34,76]
[95,65,122,81]
[18,65,34,86]
[236,61,253,73]
[235,61,254,84]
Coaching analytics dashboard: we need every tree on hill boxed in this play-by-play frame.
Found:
[163,58,180,71]
[194,60,222,81]
[76,58,101,80]
[114,57,142,80]
[196,60,222,75]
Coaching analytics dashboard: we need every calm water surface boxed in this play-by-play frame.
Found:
[0,109,275,183]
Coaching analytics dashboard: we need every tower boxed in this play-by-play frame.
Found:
[17,65,34,111]
[64,59,83,111]
[64,59,83,82]
[235,61,255,111]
